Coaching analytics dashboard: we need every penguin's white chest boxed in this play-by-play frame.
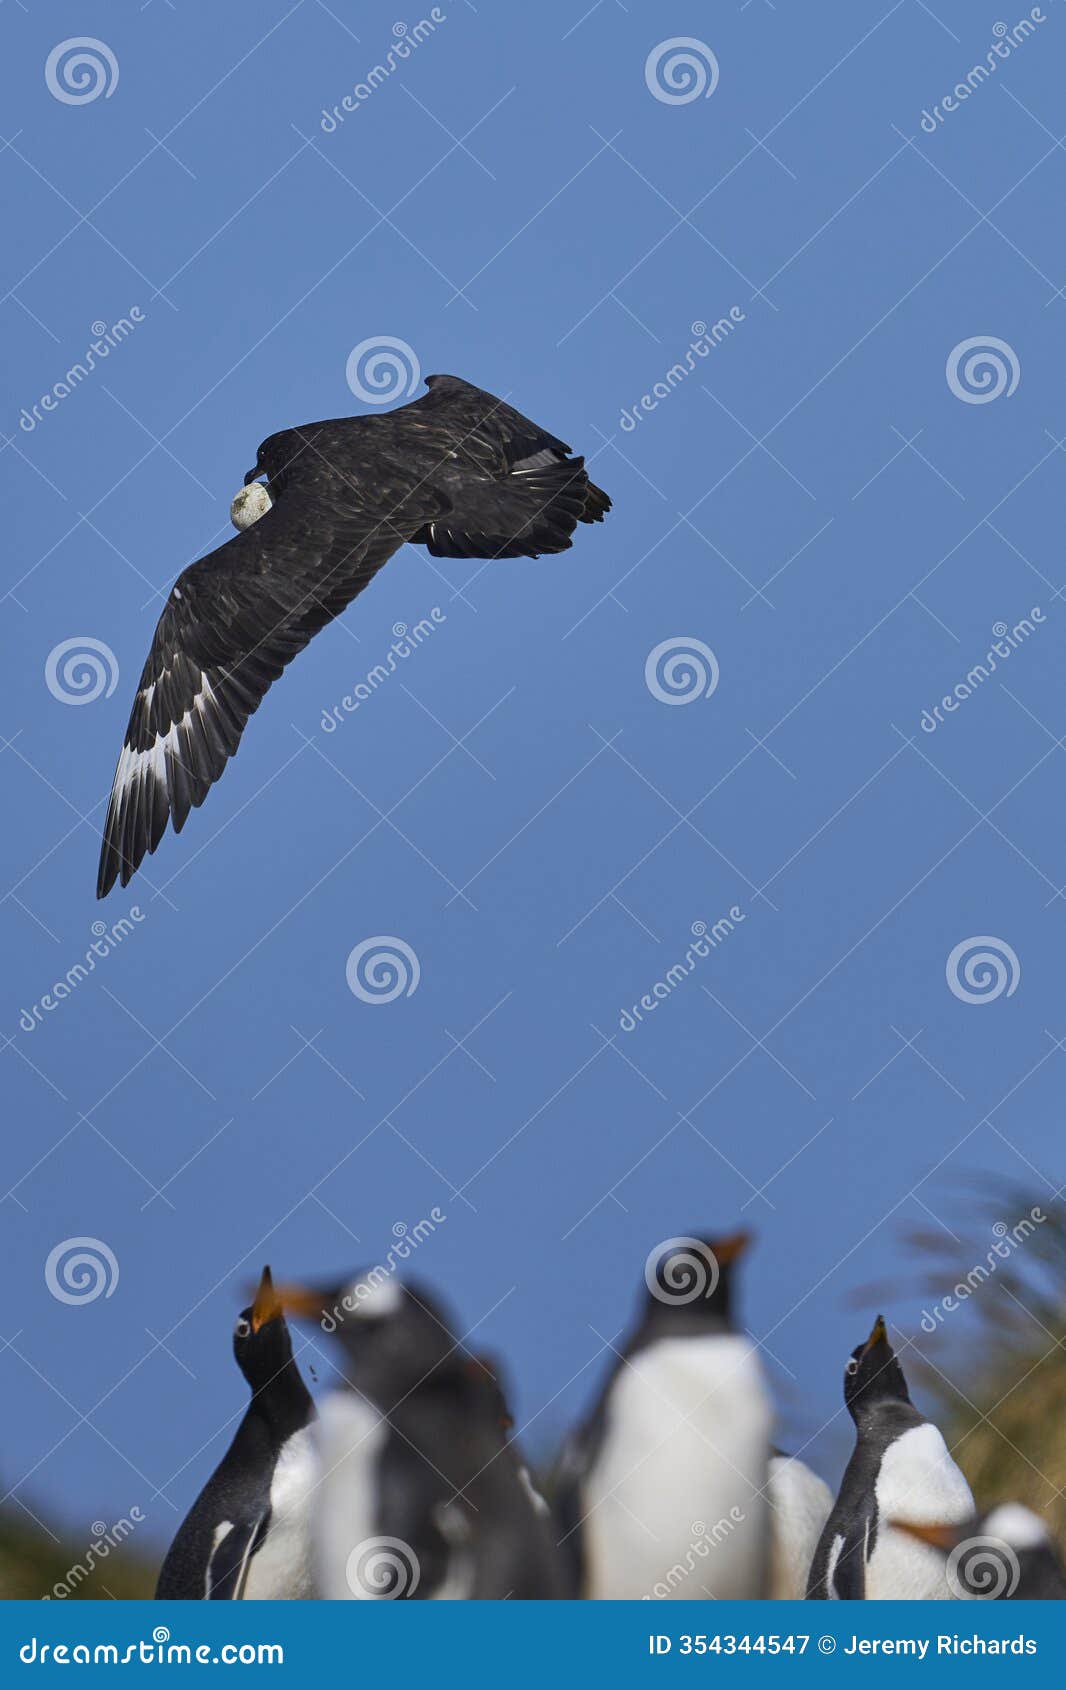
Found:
[867,1423,974,1600]
[241,1428,318,1600]
[311,1394,391,1599]
[767,1455,833,1599]
[583,1336,772,1600]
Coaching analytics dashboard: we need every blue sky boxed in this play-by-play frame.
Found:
[2,0,1065,1553]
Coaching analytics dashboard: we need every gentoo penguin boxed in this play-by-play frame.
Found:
[894,1505,1066,1599]
[156,1268,317,1599]
[554,1232,773,1599]
[767,1451,833,1599]
[277,1273,562,1599]
[806,1315,973,1600]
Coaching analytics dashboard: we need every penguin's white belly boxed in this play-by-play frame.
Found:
[242,1429,317,1600]
[311,1395,390,1599]
[867,1423,974,1600]
[768,1456,833,1599]
[583,1337,772,1600]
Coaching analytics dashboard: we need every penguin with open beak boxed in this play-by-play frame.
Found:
[276,1273,563,1598]
[554,1231,773,1599]
[806,1315,974,1599]
[155,1268,317,1599]
[894,1505,1066,1599]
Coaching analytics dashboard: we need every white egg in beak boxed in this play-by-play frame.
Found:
[230,481,274,531]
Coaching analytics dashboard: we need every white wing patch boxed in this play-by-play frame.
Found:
[206,1521,234,1599]
[114,673,220,805]
[824,1531,846,1599]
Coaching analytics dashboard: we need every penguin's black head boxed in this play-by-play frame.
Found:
[843,1314,911,1420]
[639,1230,750,1333]
[275,1272,459,1405]
[232,1265,295,1388]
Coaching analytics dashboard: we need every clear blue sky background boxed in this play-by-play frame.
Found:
[2,0,1065,1554]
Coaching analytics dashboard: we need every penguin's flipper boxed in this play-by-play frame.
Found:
[206,1513,269,1598]
[830,1520,869,1600]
